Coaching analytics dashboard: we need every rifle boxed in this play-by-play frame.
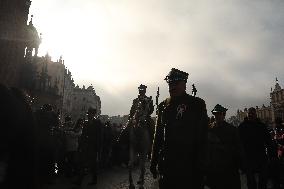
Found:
[155,87,160,113]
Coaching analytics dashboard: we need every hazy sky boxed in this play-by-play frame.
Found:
[29,0,284,117]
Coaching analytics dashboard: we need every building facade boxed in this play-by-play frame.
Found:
[236,80,284,125]
[0,0,40,87]
[270,81,284,122]
[0,0,101,121]
[70,85,101,121]
[24,54,75,116]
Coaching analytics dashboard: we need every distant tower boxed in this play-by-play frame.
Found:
[25,14,41,57]
[270,77,284,123]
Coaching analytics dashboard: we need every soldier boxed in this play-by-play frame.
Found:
[74,107,102,186]
[129,84,154,124]
[205,104,244,189]
[150,68,208,189]
[238,107,276,189]
[128,84,154,188]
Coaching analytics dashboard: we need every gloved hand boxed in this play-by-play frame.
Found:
[150,164,158,179]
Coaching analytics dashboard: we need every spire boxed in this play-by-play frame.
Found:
[273,77,282,92]
[29,15,33,26]
[59,56,63,64]
[40,33,42,43]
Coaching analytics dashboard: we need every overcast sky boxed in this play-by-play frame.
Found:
[29,0,284,117]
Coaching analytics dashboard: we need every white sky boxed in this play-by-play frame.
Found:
[29,0,284,117]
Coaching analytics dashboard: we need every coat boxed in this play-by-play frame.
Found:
[151,93,208,188]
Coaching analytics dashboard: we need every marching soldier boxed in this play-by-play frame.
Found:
[205,104,244,189]
[150,68,208,189]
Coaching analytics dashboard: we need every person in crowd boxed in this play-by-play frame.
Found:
[64,116,82,177]
[150,68,208,189]
[101,121,114,168]
[35,103,59,185]
[74,107,102,186]
[238,107,277,189]
[205,104,244,189]
[268,117,284,189]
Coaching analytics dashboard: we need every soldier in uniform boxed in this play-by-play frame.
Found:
[129,84,154,124]
[150,68,208,189]
[128,84,154,188]
[205,104,244,189]
[74,107,102,186]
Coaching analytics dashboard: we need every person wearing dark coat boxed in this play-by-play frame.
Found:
[238,107,277,189]
[74,107,102,186]
[205,104,244,189]
[35,103,59,184]
[150,68,208,189]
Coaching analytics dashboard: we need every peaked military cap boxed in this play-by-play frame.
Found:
[165,68,189,83]
[211,104,228,114]
[138,84,147,90]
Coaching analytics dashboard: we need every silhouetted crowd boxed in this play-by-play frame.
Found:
[0,84,133,189]
[1,68,284,189]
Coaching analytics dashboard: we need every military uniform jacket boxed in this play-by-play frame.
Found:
[129,95,154,121]
[151,93,208,185]
[206,121,244,174]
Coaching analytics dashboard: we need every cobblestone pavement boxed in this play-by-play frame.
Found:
[44,162,159,189]
[44,162,250,189]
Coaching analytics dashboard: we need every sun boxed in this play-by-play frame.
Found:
[36,7,116,80]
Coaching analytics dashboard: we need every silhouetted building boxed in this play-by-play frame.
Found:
[237,79,284,126]
[0,0,40,87]
[71,85,101,121]
[271,80,284,122]
[28,55,75,116]
[99,115,129,126]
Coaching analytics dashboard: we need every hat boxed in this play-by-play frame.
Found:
[87,107,97,114]
[165,68,189,83]
[211,104,228,114]
[138,84,147,90]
